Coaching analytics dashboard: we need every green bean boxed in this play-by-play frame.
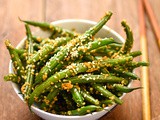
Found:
[5,40,25,82]
[39,37,67,47]
[36,47,62,68]
[92,83,123,104]
[22,24,35,101]
[14,48,25,55]
[70,87,85,107]
[4,73,20,83]
[14,49,28,63]
[113,21,133,57]
[41,87,60,111]
[37,56,65,74]
[84,11,112,38]
[100,99,115,107]
[33,48,68,85]
[63,74,127,84]
[91,48,117,57]
[61,105,102,115]
[102,56,133,67]
[120,21,134,54]
[28,37,71,64]
[85,54,133,68]
[75,37,114,57]
[80,89,100,105]
[113,84,142,93]
[106,43,122,50]
[32,36,44,43]
[36,55,52,68]
[110,68,140,80]
[90,42,122,55]
[127,61,149,69]
[20,18,78,38]
[128,51,142,58]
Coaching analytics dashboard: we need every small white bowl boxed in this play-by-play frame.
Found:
[9,19,126,120]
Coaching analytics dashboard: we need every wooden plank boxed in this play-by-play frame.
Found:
[0,0,44,120]
[147,0,160,119]
[139,0,151,119]
[143,0,160,50]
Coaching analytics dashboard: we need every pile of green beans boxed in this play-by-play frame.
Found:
[4,11,149,116]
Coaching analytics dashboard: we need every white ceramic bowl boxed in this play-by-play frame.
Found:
[9,19,126,120]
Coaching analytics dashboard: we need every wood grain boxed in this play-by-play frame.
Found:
[143,0,160,50]
[139,0,151,119]
[0,0,160,120]
[0,0,44,120]
[146,0,160,119]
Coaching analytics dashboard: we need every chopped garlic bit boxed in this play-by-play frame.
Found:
[61,81,73,90]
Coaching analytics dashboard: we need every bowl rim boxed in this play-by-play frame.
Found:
[9,19,130,119]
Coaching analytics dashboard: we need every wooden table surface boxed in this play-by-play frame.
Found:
[0,0,160,120]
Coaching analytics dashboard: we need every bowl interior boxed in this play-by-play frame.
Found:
[10,19,126,120]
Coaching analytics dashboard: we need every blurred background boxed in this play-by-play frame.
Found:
[0,0,160,120]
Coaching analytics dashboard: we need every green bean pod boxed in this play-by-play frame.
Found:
[112,21,133,57]
[5,40,25,82]
[4,73,20,83]
[22,24,35,101]
[70,87,85,107]
[127,61,149,70]
[28,37,71,64]
[119,21,134,54]
[100,99,115,107]
[20,19,78,38]
[41,87,60,111]
[32,36,44,43]
[14,48,25,55]
[61,105,102,115]
[128,51,142,58]
[80,89,100,105]
[92,83,123,104]
[75,37,114,57]
[63,74,127,84]
[113,84,142,93]
[110,68,140,80]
